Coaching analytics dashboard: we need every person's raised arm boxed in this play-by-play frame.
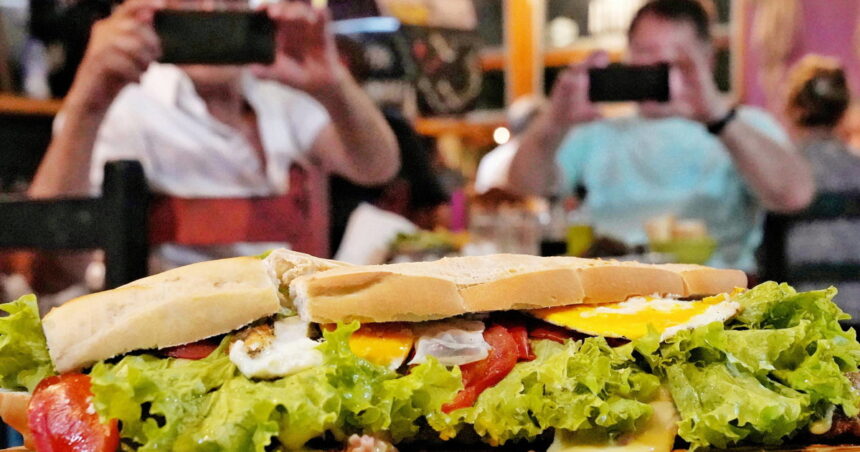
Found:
[507,52,607,196]
[674,42,814,213]
[28,0,163,199]
[252,3,399,186]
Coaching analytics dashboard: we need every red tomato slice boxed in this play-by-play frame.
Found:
[442,325,519,413]
[28,373,120,452]
[163,340,218,360]
[506,325,535,361]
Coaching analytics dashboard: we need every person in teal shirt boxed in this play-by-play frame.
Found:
[508,0,814,272]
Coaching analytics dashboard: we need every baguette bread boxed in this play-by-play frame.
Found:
[657,263,748,296]
[43,250,346,373]
[43,257,280,373]
[40,250,747,372]
[291,255,748,323]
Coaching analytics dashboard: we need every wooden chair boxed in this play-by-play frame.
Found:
[0,160,149,289]
[760,191,860,329]
[761,192,860,283]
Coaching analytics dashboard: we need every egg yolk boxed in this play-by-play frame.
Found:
[348,323,414,368]
[532,294,732,340]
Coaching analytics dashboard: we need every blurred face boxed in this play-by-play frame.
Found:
[628,13,712,118]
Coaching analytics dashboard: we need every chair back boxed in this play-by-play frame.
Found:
[761,191,860,284]
[0,160,149,289]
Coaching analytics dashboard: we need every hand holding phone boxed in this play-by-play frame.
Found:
[588,63,670,103]
[249,2,346,97]
[543,51,610,128]
[72,0,164,108]
[155,10,275,65]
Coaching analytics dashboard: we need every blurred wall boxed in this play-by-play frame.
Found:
[740,0,860,122]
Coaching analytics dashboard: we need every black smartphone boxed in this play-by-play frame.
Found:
[588,63,670,103]
[155,10,275,65]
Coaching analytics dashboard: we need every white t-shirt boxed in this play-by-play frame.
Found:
[474,139,518,194]
[89,63,330,197]
[79,63,331,270]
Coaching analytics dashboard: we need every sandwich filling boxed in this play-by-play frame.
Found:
[2,281,860,451]
[533,292,742,340]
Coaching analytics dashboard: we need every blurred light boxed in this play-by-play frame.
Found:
[493,127,511,145]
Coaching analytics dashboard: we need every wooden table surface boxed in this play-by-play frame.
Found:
[0,95,62,116]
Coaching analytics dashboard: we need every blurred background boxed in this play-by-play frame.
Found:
[1,0,859,316]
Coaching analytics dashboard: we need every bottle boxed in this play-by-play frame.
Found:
[539,196,568,256]
[565,191,594,257]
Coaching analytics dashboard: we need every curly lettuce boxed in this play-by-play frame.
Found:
[634,282,860,449]
[428,337,661,445]
[0,295,55,391]
[90,323,462,451]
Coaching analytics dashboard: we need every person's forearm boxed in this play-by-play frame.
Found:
[720,119,815,213]
[311,73,399,186]
[507,111,569,196]
[28,93,109,199]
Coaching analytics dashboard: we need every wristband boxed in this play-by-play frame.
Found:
[706,107,738,136]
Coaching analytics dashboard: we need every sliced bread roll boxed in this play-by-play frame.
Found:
[43,256,279,373]
[291,255,744,324]
[43,250,344,373]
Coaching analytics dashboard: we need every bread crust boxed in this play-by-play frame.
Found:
[293,255,744,323]
[43,257,280,373]
[293,270,465,323]
[656,264,749,295]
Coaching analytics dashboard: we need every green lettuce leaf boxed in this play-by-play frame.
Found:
[89,337,238,451]
[91,322,462,451]
[634,283,860,449]
[428,338,661,445]
[0,294,55,391]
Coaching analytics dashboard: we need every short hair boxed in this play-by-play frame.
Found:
[786,55,850,129]
[628,0,713,43]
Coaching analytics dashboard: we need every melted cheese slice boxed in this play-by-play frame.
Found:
[548,387,679,452]
[532,294,740,341]
[348,324,415,370]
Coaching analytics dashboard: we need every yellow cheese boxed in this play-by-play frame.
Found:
[532,294,739,340]
[548,387,679,452]
[348,324,414,370]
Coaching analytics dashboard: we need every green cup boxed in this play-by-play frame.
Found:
[650,237,717,264]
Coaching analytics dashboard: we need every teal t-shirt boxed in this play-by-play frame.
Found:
[555,107,789,271]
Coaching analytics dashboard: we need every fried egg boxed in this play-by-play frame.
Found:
[348,323,415,370]
[230,316,323,379]
[531,293,740,341]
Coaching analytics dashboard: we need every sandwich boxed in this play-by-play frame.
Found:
[0,249,858,451]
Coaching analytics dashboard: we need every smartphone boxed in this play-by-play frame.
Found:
[155,10,275,65]
[588,63,670,103]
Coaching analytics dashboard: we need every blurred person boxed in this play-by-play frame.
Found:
[783,55,860,315]
[329,35,448,252]
[837,103,860,156]
[507,0,813,272]
[785,55,858,187]
[28,0,399,276]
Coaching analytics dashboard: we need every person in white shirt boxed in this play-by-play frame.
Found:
[28,0,400,271]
